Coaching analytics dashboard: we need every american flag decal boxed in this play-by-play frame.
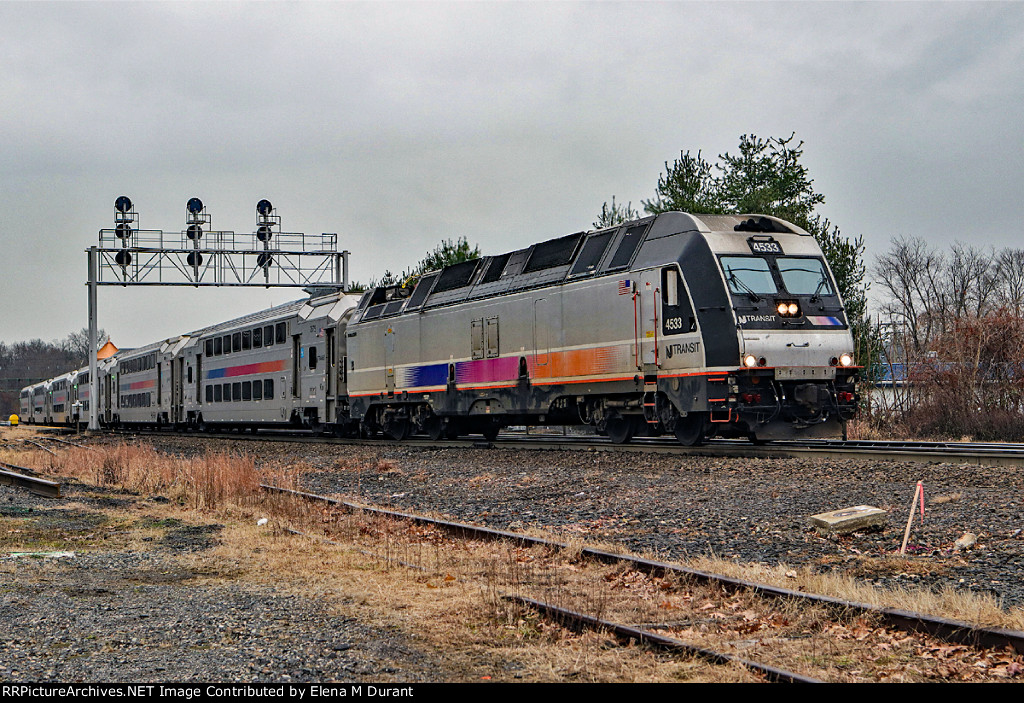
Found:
[617,279,632,295]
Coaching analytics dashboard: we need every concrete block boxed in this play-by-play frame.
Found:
[809,505,888,535]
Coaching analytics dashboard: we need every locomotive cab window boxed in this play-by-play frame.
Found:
[777,257,834,296]
[661,267,696,335]
[719,256,778,296]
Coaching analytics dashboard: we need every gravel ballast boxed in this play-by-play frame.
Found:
[150,436,1024,608]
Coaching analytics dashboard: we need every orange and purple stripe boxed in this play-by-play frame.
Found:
[206,359,287,380]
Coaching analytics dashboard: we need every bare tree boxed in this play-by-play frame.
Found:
[873,236,946,353]
[947,243,998,319]
[994,249,1024,316]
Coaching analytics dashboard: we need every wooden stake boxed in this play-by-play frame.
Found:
[900,481,923,555]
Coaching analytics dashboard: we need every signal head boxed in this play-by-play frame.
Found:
[256,199,273,217]
[186,197,204,215]
[115,195,133,213]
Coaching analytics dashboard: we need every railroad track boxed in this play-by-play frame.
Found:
[92,426,1024,467]
[265,483,1024,681]
[0,461,62,498]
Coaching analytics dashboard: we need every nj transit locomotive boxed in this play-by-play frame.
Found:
[22,212,858,445]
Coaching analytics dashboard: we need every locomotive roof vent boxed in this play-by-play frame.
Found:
[733,216,793,234]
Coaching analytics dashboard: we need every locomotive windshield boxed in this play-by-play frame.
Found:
[720,255,834,297]
[777,257,833,296]
[720,256,777,295]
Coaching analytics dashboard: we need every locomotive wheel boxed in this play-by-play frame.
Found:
[424,416,445,441]
[605,416,634,444]
[674,413,707,446]
[384,418,410,441]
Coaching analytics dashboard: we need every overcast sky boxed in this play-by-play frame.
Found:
[2,1,1022,348]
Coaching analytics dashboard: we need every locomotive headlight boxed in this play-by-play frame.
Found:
[839,353,854,367]
[743,354,757,368]
[776,301,800,317]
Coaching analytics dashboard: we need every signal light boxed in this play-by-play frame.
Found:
[257,199,273,217]
[115,195,133,213]
[115,223,132,239]
[187,224,203,240]
[187,197,204,215]
[115,250,132,266]
[257,252,273,269]
[187,252,203,267]
[257,225,272,242]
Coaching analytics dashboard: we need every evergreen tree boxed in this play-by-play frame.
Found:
[593,196,640,228]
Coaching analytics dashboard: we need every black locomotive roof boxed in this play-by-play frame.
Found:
[355,211,806,323]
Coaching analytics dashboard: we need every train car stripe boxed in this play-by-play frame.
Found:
[120,379,156,391]
[206,359,288,380]
[806,316,843,326]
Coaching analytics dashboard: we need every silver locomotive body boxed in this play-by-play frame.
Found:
[346,212,857,444]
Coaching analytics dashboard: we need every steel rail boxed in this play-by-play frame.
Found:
[110,426,1024,466]
[40,435,94,451]
[261,483,1024,655]
[507,594,821,683]
[0,463,61,499]
[21,439,57,456]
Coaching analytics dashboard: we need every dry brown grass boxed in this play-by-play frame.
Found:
[683,555,1024,631]
[18,443,300,513]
